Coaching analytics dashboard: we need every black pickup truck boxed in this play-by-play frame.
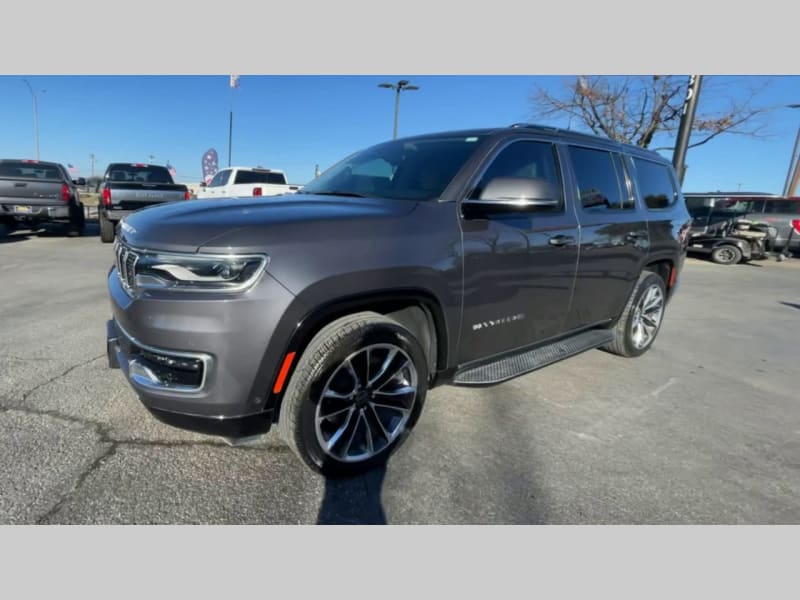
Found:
[97,163,190,243]
[0,159,85,237]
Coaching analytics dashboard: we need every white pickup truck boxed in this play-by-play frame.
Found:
[196,167,300,199]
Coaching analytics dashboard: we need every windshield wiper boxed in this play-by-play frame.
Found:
[309,191,367,198]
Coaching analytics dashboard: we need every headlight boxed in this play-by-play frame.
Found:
[115,243,268,293]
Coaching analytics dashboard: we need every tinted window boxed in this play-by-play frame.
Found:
[0,161,64,180]
[233,170,287,185]
[106,165,174,184]
[302,135,487,201]
[469,141,563,211]
[570,146,625,211]
[763,200,800,214]
[632,158,677,210]
[208,170,231,187]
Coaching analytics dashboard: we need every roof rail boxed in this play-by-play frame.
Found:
[508,122,561,131]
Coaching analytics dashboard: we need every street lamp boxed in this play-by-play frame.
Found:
[782,104,800,196]
[378,79,419,139]
[22,78,45,160]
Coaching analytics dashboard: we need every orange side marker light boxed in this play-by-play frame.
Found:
[272,352,297,394]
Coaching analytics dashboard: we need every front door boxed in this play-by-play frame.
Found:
[457,140,580,365]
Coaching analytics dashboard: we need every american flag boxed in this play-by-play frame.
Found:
[166,162,177,179]
[67,163,79,174]
[230,74,240,89]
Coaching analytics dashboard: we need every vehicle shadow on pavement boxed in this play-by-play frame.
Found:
[316,466,387,525]
[0,223,100,243]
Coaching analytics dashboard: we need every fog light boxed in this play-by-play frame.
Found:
[129,359,164,386]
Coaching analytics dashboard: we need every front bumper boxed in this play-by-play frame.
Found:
[106,265,297,437]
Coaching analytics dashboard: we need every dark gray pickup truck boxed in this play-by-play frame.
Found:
[106,124,691,476]
[0,159,85,236]
[97,163,189,243]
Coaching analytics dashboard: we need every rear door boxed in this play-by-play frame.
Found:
[458,138,580,364]
[562,146,649,331]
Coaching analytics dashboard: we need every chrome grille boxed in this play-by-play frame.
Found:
[114,242,139,293]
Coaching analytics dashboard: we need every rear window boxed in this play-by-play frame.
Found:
[632,158,678,210]
[0,161,64,180]
[763,199,800,214]
[106,165,174,184]
[233,170,287,185]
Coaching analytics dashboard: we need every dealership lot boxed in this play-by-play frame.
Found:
[1,226,798,524]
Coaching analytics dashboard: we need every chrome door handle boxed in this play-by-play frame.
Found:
[548,235,576,247]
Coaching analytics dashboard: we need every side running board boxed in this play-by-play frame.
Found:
[453,329,614,386]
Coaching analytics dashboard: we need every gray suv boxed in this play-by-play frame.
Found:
[106,124,691,475]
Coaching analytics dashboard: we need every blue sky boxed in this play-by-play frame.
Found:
[1,75,798,193]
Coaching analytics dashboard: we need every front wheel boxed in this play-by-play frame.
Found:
[602,271,667,358]
[278,312,428,477]
[99,211,115,243]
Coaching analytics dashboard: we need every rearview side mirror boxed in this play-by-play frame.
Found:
[462,177,560,220]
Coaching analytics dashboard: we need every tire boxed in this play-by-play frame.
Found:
[99,211,115,243]
[710,245,742,265]
[602,271,667,358]
[67,202,85,237]
[278,311,428,477]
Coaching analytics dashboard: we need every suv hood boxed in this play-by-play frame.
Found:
[117,194,420,253]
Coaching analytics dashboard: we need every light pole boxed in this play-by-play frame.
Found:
[378,79,419,139]
[781,104,800,196]
[89,153,96,177]
[672,75,703,186]
[22,78,45,160]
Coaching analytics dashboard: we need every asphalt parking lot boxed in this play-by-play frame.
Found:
[1,224,799,524]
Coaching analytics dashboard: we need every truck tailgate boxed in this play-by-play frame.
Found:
[0,177,64,206]
[106,183,186,210]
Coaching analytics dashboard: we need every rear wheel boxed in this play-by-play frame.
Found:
[99,211,115,243]
[67,203,85,237]
[710,245,742,265]
[278,312,428,477]
[603,271,667,358]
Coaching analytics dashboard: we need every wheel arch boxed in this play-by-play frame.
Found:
[264,289,449,420]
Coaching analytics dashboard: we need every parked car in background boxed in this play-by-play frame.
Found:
[685,193,800,258]
[97,163,190,243]
[0,159,85,237]
[196,167,300,199]
[107,124,691,476]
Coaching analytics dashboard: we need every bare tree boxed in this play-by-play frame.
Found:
[530,76,772,151]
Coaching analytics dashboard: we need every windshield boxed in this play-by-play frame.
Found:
[302,135,487,201]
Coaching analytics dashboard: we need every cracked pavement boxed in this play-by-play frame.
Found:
[1,226,799,524]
